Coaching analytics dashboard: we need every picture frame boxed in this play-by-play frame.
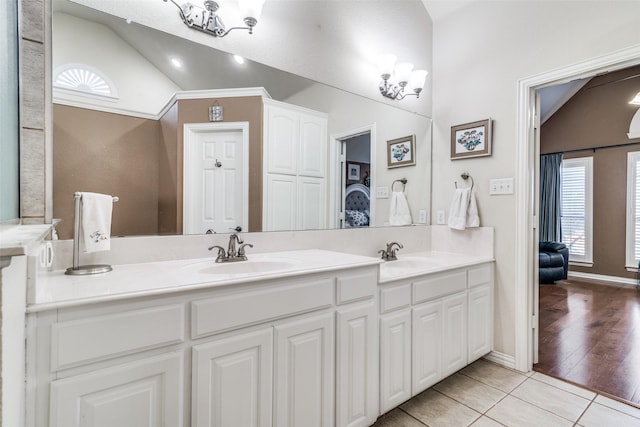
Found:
[451,118,492,159]
[347,163,360,180]
[387,135,416,168]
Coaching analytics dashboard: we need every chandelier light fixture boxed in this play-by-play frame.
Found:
[164,0,266,37]
[378,54,428,100]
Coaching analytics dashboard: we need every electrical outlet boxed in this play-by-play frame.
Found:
[375,186,389,198]
[436,210,446,224]
[418,209,427,223]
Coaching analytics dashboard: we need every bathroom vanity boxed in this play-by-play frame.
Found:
[5,225,495,427]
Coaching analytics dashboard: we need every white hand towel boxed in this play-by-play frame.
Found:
[80,192,113,253]
[389,191,412,226]
[466,191,480,228]
[448,188,480,230]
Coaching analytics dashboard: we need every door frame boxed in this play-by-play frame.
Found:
[183,122,250,234]
[514,44,640,372]
[329,124,377,228]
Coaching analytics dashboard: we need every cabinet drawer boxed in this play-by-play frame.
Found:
[192,277,334,339]
[468,265,492,288]
[413,271,466,304]
[380,284,411,314]
[336,268,377,305]
[51,304,185,371]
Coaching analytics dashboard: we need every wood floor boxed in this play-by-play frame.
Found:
[534,277,640,406]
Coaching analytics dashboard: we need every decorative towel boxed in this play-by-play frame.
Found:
[448,188,480,230]
[80,192,113,253]
[389,191,412,226]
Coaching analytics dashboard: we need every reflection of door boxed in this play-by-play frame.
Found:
[184,123,248,234]
[336,129,373,228]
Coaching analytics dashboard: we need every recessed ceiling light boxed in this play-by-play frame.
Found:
[233,55,245,65]
[171,58,182,68]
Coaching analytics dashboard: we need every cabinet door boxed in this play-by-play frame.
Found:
[192,329,273,427]
[379,309,411,414]
[412,300,442,395]
[266,105,298,175]
[49,352,183,427]
[298,114,327,177]
[297,176,326,230]
[336,302,378,427]
[442,292,468,377]
[468,284,492,363]
[275,312,334,427]
[265,174,297,231]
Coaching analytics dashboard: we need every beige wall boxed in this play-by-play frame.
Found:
[541,66,640,279]
[53,105,161,239]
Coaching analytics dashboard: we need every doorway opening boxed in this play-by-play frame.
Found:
[514,45,640,374]
[331,125,376,229]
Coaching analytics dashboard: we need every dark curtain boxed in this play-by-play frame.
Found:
[539,153,563,242]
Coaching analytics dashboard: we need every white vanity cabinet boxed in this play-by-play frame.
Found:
[28,264,379,427]
[263,99,328,231]
[379,262,493,414]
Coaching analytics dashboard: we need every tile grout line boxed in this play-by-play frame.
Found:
[397,406,430,427]
[573,393,598,426]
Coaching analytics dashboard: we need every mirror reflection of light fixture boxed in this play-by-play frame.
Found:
[378,54,428,100]
[164,0,266,37]
[630,91,640,105]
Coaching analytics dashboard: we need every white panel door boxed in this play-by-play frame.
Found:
[266,105,298,175]
[274,312,334,427]
[468,284,492,363]
[379,309,411,414]
[49,352,183,427]
[184,126,246,234]
[412,300,442,395]
[265,174,296,231]
[297,176,326,230]
[192,328,273,427]
[442,292,468,377]
[336,302,378,427]
[299,114,327,177]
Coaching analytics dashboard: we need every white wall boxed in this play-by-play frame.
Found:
[53,13,180,116]
[431,1,640,359]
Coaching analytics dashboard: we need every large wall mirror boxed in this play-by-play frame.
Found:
[52,0,432,238]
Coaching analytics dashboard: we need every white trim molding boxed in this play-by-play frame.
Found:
[484,351,517,371]
[515,44,640,373]
[568,271,638,288]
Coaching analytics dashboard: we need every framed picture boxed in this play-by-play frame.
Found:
[451,118,492,159]
[347,163,360,180]
[387,135,416,168]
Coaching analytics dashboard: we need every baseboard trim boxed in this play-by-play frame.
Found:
[568,271,638,288]
[484,351,517,370]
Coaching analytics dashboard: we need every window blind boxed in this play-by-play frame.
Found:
[561,162,586,257]
[634,157,640,261]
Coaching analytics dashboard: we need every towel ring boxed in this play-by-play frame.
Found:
[392,178,407,192]
[455,173,474,190]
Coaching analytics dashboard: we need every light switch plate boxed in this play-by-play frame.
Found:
[418,209,427,223]
[376,186,389,199]
[489,178,514,195]
[436,210,446,224]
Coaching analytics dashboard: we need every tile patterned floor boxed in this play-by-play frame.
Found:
[371,359,640,427]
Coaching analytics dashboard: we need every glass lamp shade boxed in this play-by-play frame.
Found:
[409,69,428,91]
[239,0,266,19]
[377,54,397,78]
[630,91,640,105]
[395,62,414,85]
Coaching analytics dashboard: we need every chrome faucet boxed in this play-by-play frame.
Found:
[378,242,403,261]
[208,233,253,263]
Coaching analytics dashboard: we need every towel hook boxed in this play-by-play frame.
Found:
[392,178,407,192]
[455,172,474,191]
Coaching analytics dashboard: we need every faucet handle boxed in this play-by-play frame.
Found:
[237,243,253,257]
[208,245,226,262]
[378,249,387,260]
